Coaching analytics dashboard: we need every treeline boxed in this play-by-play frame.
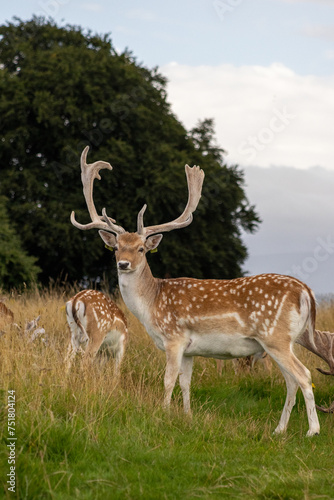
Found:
[0,17,260,290]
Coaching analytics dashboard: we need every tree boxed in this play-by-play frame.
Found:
[155,118,261,279]
[0,196,40,289]
[0,17,260,288]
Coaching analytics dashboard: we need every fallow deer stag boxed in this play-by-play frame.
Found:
[65,289,127,375]
[297,328,334,413]
[71,146,320,436]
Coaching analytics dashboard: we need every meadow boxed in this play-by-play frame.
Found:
[1,285,334,500]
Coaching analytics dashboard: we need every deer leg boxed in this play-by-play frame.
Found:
[64,326,83,374]
[113,333,126,377]
[273,368,298,434]
[179,355,194,414]
[64,342,77,374]
[65,317,87,374]
[216,359,223,375]
[262,353,273,373]
[163,342,185,410]
[81,339,102,370]
[263,344,320,436]
[232,358,240,374]
[251,351,264,368]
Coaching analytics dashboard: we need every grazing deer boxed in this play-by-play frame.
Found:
[0,301,14,333]
[296,328,334,413]
[70,146,320,436]
[65,289,127,375]
[0,300,47,343]
[216,352,272,376]
[24,315,48,345]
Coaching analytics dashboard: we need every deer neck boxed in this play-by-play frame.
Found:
[118,260,159,324]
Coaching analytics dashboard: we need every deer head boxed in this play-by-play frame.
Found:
[71,146,205,274]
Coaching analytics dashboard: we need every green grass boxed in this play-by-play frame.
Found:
[1,288,334,499]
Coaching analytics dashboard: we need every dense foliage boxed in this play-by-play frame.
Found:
[0,17,260,289]
[0,196,40,288]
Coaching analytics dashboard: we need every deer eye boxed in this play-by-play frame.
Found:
[138,247,144,253]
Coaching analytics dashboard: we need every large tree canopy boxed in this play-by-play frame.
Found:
[0,17,260,289]
[0,196,40,289]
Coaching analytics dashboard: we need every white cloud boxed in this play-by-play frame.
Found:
[162,61,334,293]
[162,62,334,170]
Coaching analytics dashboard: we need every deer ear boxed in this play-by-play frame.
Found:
[99,230,117,249]
[145,234,163,252]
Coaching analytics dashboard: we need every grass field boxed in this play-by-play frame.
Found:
[1,285,334,499]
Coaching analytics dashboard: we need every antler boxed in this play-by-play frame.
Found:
[296,328,334,413]
[137,164,205,237]
[70,146,125,234]
[297,329,334,376]
[316,400,334,414]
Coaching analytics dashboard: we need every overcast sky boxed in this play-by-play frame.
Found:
[1,1,334,294]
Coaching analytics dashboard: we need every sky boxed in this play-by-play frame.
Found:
[1,0,334,294]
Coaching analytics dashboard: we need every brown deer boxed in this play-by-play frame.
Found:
[296,328,334,413]
[0,301,14,333]
[65,289,127,375]
[216,352,272,376]
[0,301,48,346]
[70,146,320,436]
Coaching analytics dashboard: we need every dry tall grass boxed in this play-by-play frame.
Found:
[1,285,168,418]
[1,287,334,499]
[1,286,333,409]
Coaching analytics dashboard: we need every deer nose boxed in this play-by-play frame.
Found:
[118,261,130,271]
